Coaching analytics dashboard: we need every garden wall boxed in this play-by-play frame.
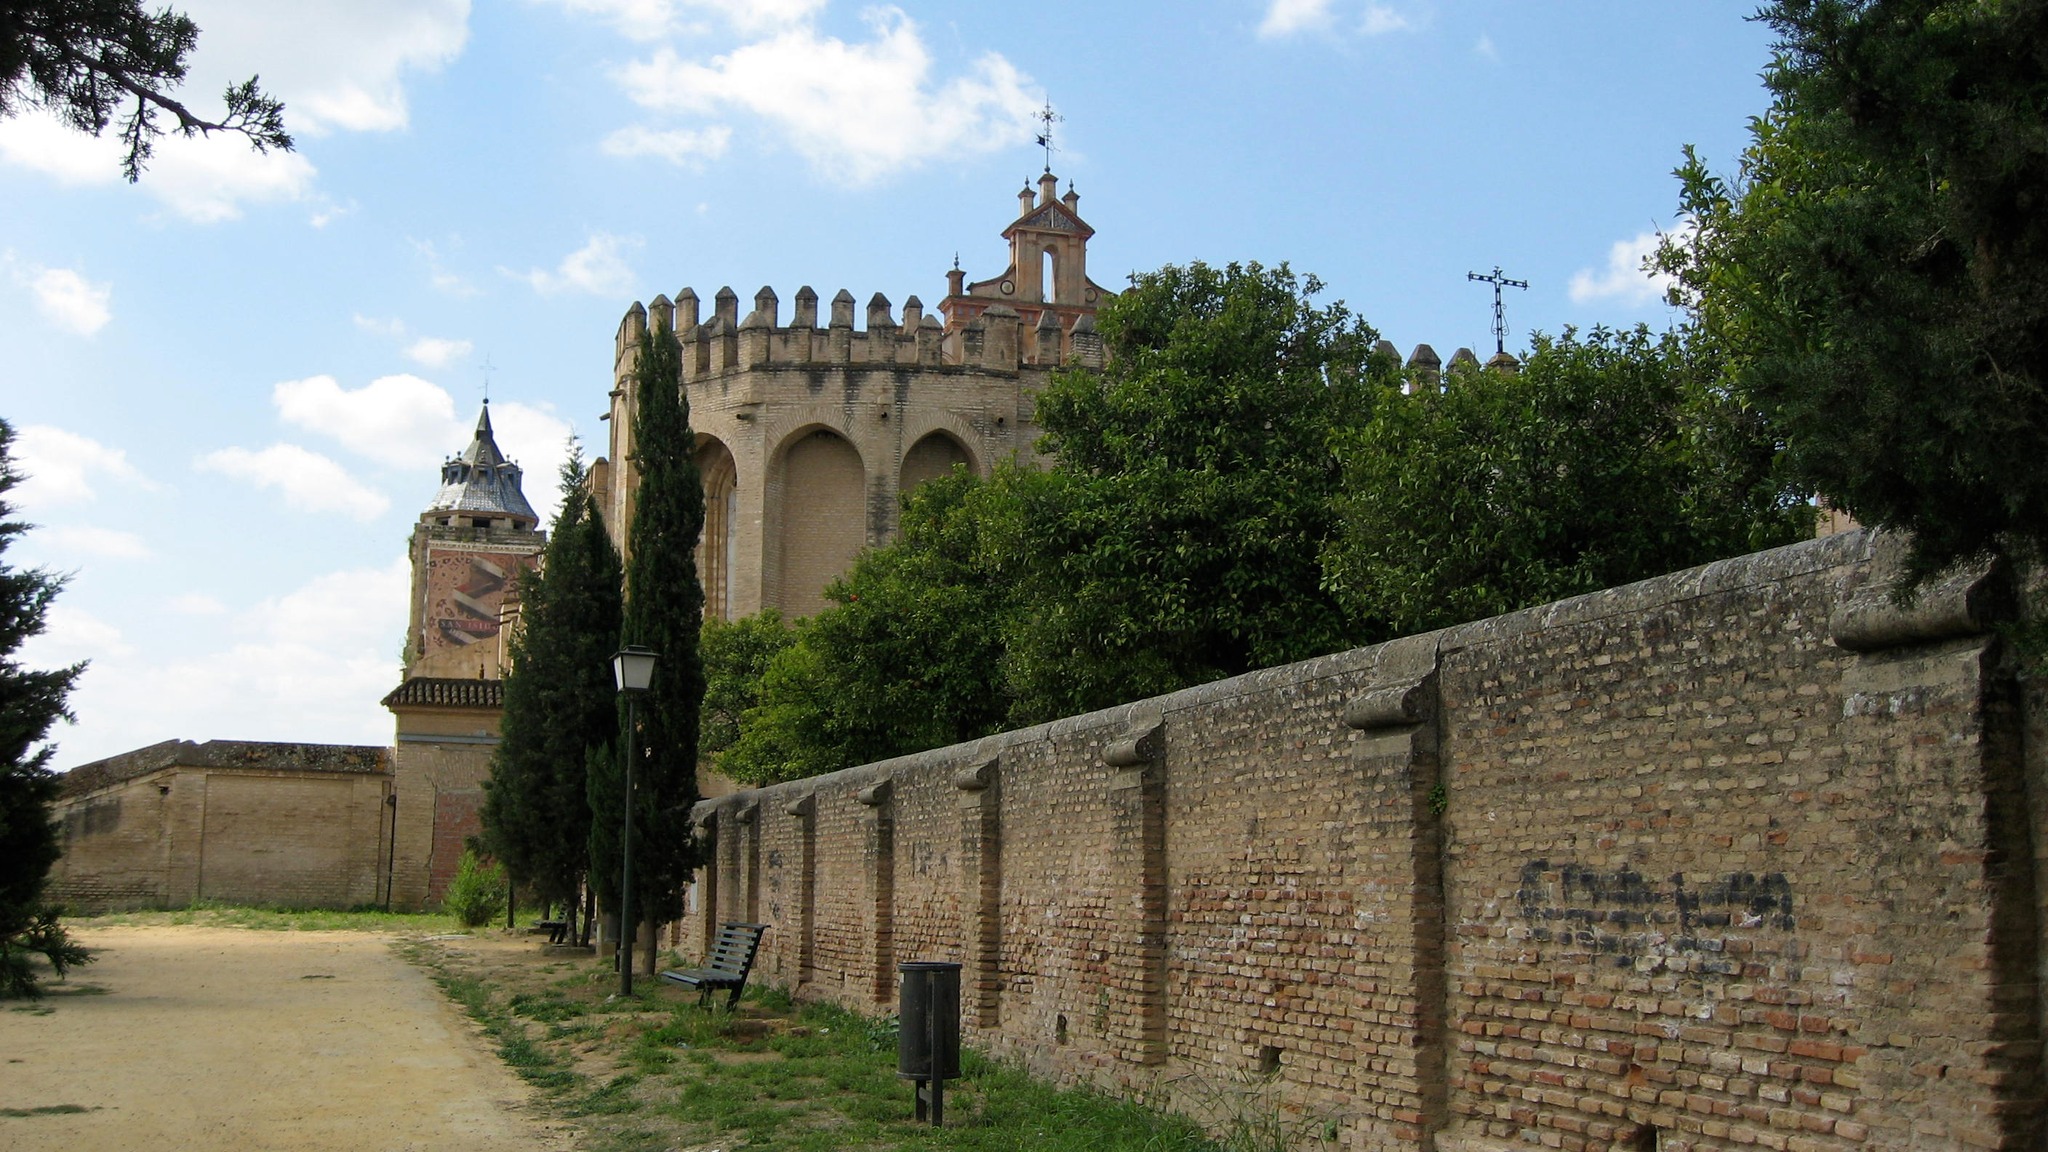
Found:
[678,530,2045,1152]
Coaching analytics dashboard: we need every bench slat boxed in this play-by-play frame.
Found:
[658,921,768,1009]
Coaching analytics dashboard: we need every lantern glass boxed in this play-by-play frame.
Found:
[612,645,658,693]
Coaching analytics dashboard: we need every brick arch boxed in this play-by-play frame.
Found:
[765,424,866,617]
[900,430,974,497]
[695,434,739,621]
[898,411,988,479]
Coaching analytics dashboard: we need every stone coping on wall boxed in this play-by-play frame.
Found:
[60,739,391,800]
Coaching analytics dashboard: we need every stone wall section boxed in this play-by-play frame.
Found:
[679,530,2046,1151]
[50,741,392,911]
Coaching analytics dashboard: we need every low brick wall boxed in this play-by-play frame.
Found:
[679,530,2047,1151]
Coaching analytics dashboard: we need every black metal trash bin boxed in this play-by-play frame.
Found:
[897,960,961,1124]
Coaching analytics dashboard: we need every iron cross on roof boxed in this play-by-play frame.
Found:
[1467,266,1529,356]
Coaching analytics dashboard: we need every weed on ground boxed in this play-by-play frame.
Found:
[402,932,1275,1152]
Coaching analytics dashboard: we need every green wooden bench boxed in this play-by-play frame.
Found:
[659,922,769,1009]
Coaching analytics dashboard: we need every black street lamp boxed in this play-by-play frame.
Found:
[612,644,658,996]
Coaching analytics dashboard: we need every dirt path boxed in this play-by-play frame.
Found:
[0,926,577,1152]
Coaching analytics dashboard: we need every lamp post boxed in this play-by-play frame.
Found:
[612,644,658,996]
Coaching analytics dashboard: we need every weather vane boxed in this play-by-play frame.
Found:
[479,353,496,404]
[1034,99,1062,173]
[1467,266,1529,355]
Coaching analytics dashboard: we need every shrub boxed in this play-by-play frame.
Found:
[444,850,507,927]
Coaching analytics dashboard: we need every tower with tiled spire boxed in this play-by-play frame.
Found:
[380,402,547,909]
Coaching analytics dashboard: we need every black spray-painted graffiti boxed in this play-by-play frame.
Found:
[1515,860,1794,960]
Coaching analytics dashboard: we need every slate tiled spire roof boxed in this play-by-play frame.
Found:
[427,403,539,527]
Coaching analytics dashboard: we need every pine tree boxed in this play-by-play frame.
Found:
[591,319,706,966]
[0,418,90,997]
[483,442,621,926]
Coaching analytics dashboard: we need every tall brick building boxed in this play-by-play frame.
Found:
[592,169,1112,618]
[380,403,547,907]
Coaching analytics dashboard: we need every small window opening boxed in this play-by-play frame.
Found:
[1258,1045,1282,1077]
[1628,1124,1663,1151]
[1055,1014,1069,1046]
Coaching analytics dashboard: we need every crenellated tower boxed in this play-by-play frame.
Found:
[595,172,1114,622]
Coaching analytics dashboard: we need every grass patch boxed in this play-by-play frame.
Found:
[400,935,1314,1152]
[74,902,458,934]
[0,1104,98,1116]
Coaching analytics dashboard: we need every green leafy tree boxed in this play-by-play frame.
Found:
[700,608,794,762]
[595,319,705,959]
[1321,326,1811,638]
[1005,261,1387,721]
[1,0,292,180]
[1660,0,2048,589]
[482,442,622,926]
[718,469,1021,785]
[0,419,90,998]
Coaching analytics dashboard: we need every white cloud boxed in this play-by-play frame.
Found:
[24,605,135,665]
[1259,0,1333,38]
[506,232,641,296]
[8,261,113,335]
[0,3,466,220]
[267,371,573,523]
[0,111,125,185]
[0,110,319,223]
[36,558,412,767]
[273,373,459,469]
[405,336,475,369]
[601,124,733,165]
[43,526,153,561]
[10,425,149,509]
[179,0,471,134]
[539,0,824,39]
[1475,32,1499,60]
[353,313,408,338]
[195,443,390,521]
[1361,5,1410,35]
[143,131,320,223]
[614,7,1039,185]
[1569,228,1682,307]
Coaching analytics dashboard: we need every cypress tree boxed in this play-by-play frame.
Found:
[0,419,90,997]
[483,443,622,926]
[591,318,706,966]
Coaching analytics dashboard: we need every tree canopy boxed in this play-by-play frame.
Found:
[1003,260,1389,721]
[714,469,1020,785]
[1660,0,2048,587]
[0,418,90,997]
[1322,325,1811,638]
[1,0,292,180]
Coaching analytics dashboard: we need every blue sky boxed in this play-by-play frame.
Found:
[2,0,1778,768]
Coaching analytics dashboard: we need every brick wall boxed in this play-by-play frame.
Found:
[678,531,2046,1151]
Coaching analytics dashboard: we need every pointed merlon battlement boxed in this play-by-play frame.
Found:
[614,282,1105,381]
[1376,340,1520,394]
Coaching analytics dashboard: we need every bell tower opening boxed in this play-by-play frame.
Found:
[1041,248,1057,304]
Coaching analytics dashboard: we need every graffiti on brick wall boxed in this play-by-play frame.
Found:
[1515,860,1795,962]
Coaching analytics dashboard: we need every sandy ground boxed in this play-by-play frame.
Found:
[0,926,577,1152]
